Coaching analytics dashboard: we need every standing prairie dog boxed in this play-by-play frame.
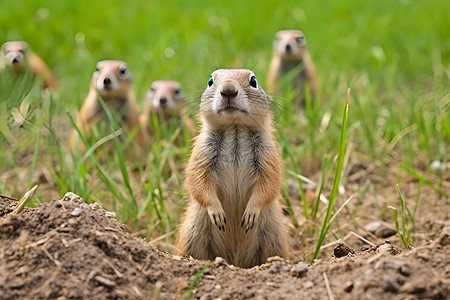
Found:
[267,30,318,104]
[0,41,57,90]
[140,80,196,139]
[176,69,289,268]
[70,60,145,153]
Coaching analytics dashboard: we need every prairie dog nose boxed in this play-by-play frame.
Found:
[159,97,168,105]
[220,82,238,99]
[285,44,292,53]
[103,78,111,86]
[12,58,19,64]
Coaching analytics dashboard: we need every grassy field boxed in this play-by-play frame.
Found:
[1,0,449,258]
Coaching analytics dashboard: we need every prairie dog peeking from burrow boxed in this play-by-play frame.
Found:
[267,30,318,105]
[175,69,289,268]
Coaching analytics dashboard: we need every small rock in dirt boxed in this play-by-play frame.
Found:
[343,281,354,293]
[382,276,399,293]
[214,256,228,266]
[303,281,314,289]
[375,227,396,238]
[376,242,400,255]
[172,255,182,261]
[214,284,221,290]
[62,192,83,203]
[334,243,356,258]
[290,262,308,278]
[399,264,411,276]
[105,211,116,218]
[71,207,83,217]
[365,221,382,233]
[365,221,396,238]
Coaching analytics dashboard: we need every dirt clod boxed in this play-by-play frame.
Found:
[334,243,356,258]
[290,262,309,278]
[1,193,449,299]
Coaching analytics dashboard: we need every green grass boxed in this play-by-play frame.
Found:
[0,0,449,256]
[312,89,350,261]
[388,184,414,248]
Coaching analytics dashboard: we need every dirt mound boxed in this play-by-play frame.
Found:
[1,194,449,299]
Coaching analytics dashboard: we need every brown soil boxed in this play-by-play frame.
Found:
[1,193,449,299]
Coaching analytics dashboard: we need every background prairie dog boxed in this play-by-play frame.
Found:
[140,80,196,139]
[70,60,144,153]
[1,41,57,90]
[176,69,289,268]
[267,30,318,105]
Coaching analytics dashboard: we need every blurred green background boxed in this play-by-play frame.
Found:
[1,0,448,106]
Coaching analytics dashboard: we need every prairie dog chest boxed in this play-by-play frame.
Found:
[280,61,306,80]
[203,126,265,198]
[91,97,130,124]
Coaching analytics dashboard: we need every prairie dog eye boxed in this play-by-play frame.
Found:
[249,75,258,88]
[174,88,182,94]
[208,77,213,87]
[150,86,155,92]
[119,67,128,77]
[295,36,304,43]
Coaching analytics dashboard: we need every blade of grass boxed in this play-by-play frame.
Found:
[312,88,350,261]
[312,155,331,220]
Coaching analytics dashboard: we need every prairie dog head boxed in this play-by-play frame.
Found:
[92,60,132,98]
[200,69,271,129]
[273,30,307,61]
[145,80,185,117]
[1,41,30,72]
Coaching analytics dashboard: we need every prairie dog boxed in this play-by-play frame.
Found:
[0,41,57,89]
[176,69,289,268]
[140,80,196,138]
[70,60,145,153]
[267,30,318,104]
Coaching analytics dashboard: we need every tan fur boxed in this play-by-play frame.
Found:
[267,30,318,104]
[140,80,196,143]
[1,41,57,90]
[176,69,289,268]
[70,60,145,153]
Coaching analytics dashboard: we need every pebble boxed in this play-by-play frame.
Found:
[70,207,83,217]
[343,281,354,293]
[290,262,309,278]
[334,243,355,258]
[399,264,411,277]
[375,227,396,238]
[214,257,228,266]
[105,211,116,218]
[365,221,382,233]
